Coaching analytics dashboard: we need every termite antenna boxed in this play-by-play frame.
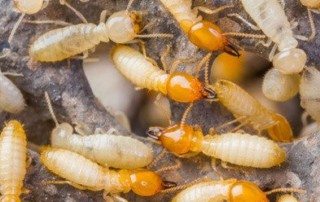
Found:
[126,0,135,12]
[147,149,167,169]
[160,177,210,194]
[265,187,306,195]
[155,160,182,174]
[137,33,174,39]
[8,13,25,45]
[194,52,212,78]
[307,9,316,40]
[59,0,88,23]
[44,91,59,126]
[223,32,267,39]
[181,103,194,126]
[223,43,241,57]
[204,55,210,85]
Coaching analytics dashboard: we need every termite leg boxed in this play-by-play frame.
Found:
[26,156,33,168]
[44,180,88,190]
[193,53,212,78]
[74,122,92,136]
[193,4,234,15]
[268,43,278,61]
[8,13,25,45]
[2,71,24,77]
[21,187,31,195]
[230,119,250,132]
[227,13,261,31]
[59,0,88,23]
[215,116,247,131]
[265,187,306,195]
[23,20,72,26]
[306,9,316,41]
[154,94,172,125]
[255,38,273,48]
[170,57,198,74]
[160,45,171,72]
[220,161,239,170]
[99,10,109,23]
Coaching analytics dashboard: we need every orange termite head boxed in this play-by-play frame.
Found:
[126,170,165,196]
[166,72,217,102]
[267,113,294,142]
[230,181,269,202]
[147,124,203,155]
[181,20,240,57]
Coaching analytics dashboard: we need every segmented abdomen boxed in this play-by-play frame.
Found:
[30,24,101,62]
[172,180,234,202]
[159,0,201,25]
[51,133,154,169]
[112,46,169,94]
[241,0,296,48]
[201,133,286,168]
[40,147,105,190]
[0,120,27,197]
[213,80,274,128]
[0,72,25,113]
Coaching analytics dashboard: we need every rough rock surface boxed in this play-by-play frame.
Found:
[0,0,319,201]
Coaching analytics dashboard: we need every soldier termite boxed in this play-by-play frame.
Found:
[44,92,153,169]
[158,0,240,57]
[29,0,173,62]
[300,0,320,8]
[0,120,28,201]
[172,179,305,202]
[40,147,174,200]
[207,79,294,142]
[0,71,25,114]
[147,104,286,168]
[300,67,320,123]
[262,68,301,102]
[111,45,216,103]
[233,0,308,75]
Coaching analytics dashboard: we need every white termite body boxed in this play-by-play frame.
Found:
[51,123,154,169]
[112,45,169,94]
[30,11,140,62]
[277,194,299,202]
[0,72,25,113]
[201,133,286,168]
[241,0,307,74]
[300,67,320,123]
[0,120,27,201]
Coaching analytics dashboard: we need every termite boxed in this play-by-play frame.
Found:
[300,67,320,123]
[147,104,286,168]
[172,179,304,202]
[44,92,153,169]
[6,0,88,57]
[234,0,308,75]
[262,68,300,102]
[40,147,172,200]
[300,0,320,8]
[111,45,216,103]
[0,120,27,201]
[158,0,240,56]
[0,71,25,113]
[29,0,172,62]
[207,79,294,142]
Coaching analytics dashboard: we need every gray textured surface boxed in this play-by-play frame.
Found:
[0,0,319,201]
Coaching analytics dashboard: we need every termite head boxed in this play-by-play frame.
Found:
[183,20,239,56]
[106,10,141,43]
[13,0,44,14]
[119,169,165,196]
[267,113,294,142]
[0,194,21,202]
[166,72,207,102]
[229,181,268,202]
[148,124,204,155]
[273,48,307,74]
[300,0,320,8]
[51,122,74,146]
